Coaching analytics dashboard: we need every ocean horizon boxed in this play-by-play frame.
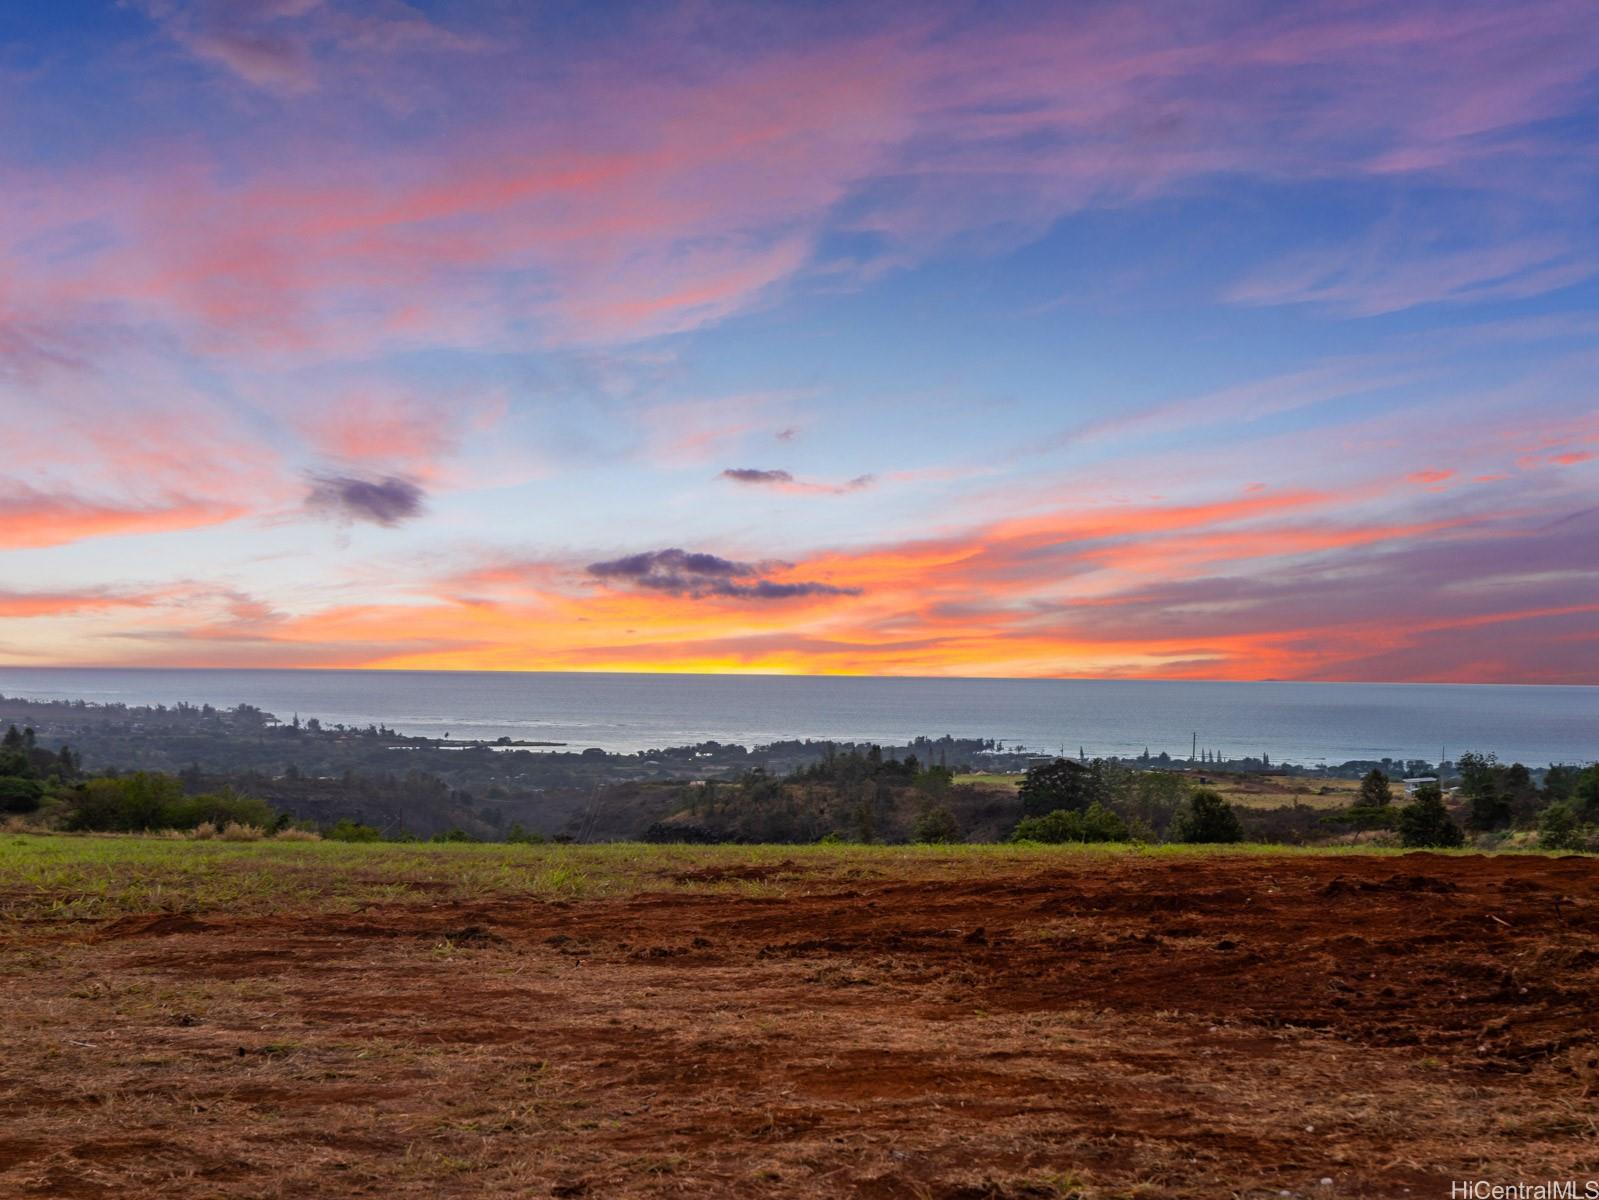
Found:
[1,667,1594,768]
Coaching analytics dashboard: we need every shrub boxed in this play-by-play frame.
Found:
[1171,790,1243,844]
[65,773,183,831]
[1538,801,1592,852]
[1011,800,1127,844]
[1397,783,1465,848]
[62,774,277,833]
[219,822,264,842]
[1324,803,1399,832]
[192,821,219,840]
[912,804,962,844]
[166,788,278,832]
[273,827,322,842]
[504,822,546,845]
[324,818,384,842]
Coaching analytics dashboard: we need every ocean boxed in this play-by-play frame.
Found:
[0,668,1594,767]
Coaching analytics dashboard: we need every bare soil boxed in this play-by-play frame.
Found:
[4,851,1598,1197]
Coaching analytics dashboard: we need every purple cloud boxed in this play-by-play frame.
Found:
[586,547,858,601]
[305,473,425,527]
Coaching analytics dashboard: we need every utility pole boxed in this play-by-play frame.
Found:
[1191,731,1197,762]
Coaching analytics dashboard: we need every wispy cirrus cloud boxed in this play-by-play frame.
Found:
[1226,233,1596,317]
[133,0,486,96]
[4,0,1590,368]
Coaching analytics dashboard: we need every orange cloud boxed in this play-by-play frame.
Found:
[65,476,1588,683]
[0,588,176,618]
[0,491,247,550]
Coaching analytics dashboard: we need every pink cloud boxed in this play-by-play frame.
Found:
[0,487,247,550]
[283,386,507,478]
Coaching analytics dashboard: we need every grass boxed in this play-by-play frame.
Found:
[953,770,1361,809]
[0,832,1504,924]
[953,772,1022,789]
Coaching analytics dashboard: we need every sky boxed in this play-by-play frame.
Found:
[0,0,1596,683]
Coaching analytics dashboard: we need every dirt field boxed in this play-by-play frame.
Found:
[3,840,1597,1198]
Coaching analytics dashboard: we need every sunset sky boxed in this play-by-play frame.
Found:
[1,0,1596,682]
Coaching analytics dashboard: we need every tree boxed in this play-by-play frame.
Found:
[1112,770,1189,840]
[1397,782,1464,848]
[1575,764,1599,821]
[1171,790,1242,844]
[1543,765,1580,803]
[1358,769,1393,807]
[1503,762,1542,826]
[1457,751,1510,831]
[0,776,43,814]
[1019,758,1106,817]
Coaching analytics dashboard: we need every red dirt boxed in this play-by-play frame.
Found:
[5,852,1598,1197]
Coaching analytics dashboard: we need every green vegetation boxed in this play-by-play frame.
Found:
[911,804,962,843]
[1011,800,1128,844]
[5,701,1597,852]
[1536,801,1595,852]
[1397,782,1465,849]
[324,818,384,842]
[65,774,279,833]
[1322,769,1399,832]
[1358,768,1393,808]
[0,724,77,814]
[1171,789,1244,844]
[1019,758,1107,816]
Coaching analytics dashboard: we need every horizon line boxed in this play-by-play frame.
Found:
[0,664,1594,689]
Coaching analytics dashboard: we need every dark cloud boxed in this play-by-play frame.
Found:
[586,547,858,601]
[719,467,876,494]
[720,468,794,485]
[305,473,426,527]
[588,548,745,580]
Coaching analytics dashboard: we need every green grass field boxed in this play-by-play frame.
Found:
[0,832,1483,922]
